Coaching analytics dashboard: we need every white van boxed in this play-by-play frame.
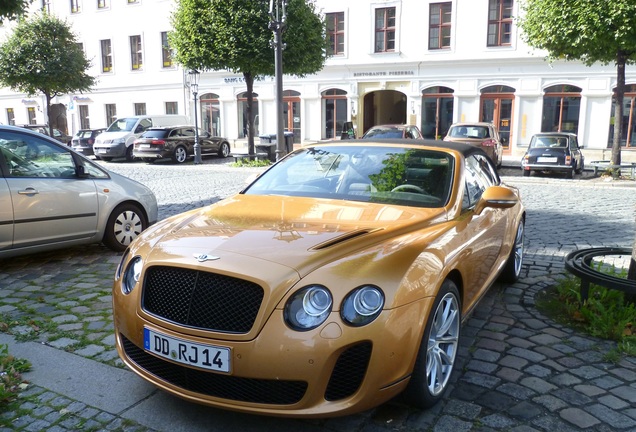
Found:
[93,115,188,161]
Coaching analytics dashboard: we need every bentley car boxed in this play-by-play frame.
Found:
[112,139,525,417]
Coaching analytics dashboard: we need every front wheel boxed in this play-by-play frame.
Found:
[102,203,148,252]
[522,170,530,177]
[125,145,135,162]
[403,279,461,409]
[498,219,524,283]
[218,142,230,158]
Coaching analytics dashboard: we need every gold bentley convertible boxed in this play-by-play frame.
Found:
[112,139,525,418]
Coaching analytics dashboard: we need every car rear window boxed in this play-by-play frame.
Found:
[77,131,93,138]
[140,130,170,139]
[364,129,403,139]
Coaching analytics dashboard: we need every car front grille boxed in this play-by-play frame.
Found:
[142,266,264,334]
[120,334,308,405]
[324,342,372,401]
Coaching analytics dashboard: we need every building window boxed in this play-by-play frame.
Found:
[429,3,451,50]
[238,92,258,138]
[322,89,347,139]
[134,103,146,116]
[201,93,221,137]
[128,0,138,3]
[165,102,178,115]
[6,108,15,126]
[101,39,112,73]
[161,32,173,68]
[421,86,454,139]
[542,85,581,133]
[374,7,396,53]
[487,0,513,46]
[70,0,80,13]
[97,0,108,9]
[130,35,143,70]
[78,105,90,129]
[326,12,345,56]
[105,104,117,126]
[27,107,37,124]
[608,84,636,148]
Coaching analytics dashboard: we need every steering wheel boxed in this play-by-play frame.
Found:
[391,184,426,194]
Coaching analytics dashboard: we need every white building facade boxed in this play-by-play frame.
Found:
[1,0,635,158]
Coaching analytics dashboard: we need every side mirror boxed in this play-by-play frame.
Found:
[76,164,89,178]
[474,185,519,215]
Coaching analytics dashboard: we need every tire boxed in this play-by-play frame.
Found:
[575,161,583,174]
[402,279,461,409]
[522,170,530,177]
[218,142,230,158]
[125,145,135,162]
[498,219,525,283]
[141,158,155,164]
[172,145,188,163]
[101,157,112,162]
[567,169,574,179]
[102,203,148,252]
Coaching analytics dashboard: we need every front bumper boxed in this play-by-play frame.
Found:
[93,142,126,158]
[113,290,433,417]
[522,163,573,172]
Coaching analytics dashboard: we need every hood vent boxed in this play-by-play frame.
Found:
[311,228,382,250]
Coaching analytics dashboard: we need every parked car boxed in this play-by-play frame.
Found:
[443,122,504,168]
[521,132,584,179]
[0,125,158,259]
[71,128,106,156]
[361,124,423,139]
[132,126,231,163]
[18,124,73,145]
[112,139,525,417]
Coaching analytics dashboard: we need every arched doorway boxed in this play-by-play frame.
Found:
[283,90,301,143]
[421,86,454,139]
[542,84,581,133]
[237,92,259,138]
[480,85,515,151]
[200,93,220,137]
[363,90,406,134]
[322,88,347,140]
[608,84,636,148]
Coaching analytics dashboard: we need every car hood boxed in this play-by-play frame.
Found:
[96,131,130,141]
[135,194,449,279]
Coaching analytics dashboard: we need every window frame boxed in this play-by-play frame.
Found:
[326,12,345,56]
[487,0,513,47]
[105,104,117,127]
[374,7,396,53]
[100,39,113,73]
[161,31,173,68]
[129,35,143,71]
[428,2,452,50]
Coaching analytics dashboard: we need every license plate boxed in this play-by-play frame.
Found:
[140,144,151,149]
[97,149,108,154]
[537,157,557,163]
[143,327,231,373]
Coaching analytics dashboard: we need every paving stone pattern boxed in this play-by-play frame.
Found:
[0,157,635,431]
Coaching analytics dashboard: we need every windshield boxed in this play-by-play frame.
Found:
[106,118,138,132]
[363,128,403,139]
[244,145,454,208]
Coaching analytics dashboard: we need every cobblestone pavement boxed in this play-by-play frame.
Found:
[0,156,635,431]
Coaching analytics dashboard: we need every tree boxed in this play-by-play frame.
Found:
[0,0,31,23]
[518,0,636,171]
[518,0,636,280]
[170,0,326,155]
[0,12,96,136]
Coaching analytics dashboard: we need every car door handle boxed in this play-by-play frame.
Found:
[18,187,39,195]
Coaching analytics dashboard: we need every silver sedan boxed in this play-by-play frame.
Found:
[0,125,157,259]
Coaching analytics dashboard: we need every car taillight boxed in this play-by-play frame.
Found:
[151,140,166,145]
[565,155,571,164]
[481,139,496,147]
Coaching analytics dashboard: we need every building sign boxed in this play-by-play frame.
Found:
[353,71,415,77]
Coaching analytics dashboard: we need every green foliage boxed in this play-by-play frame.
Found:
[518,0,636,66]
[0,12,95,98]
[0,0,31,23]
[0,344,31,409]
[231,158,271,168]
[536,271,636,359]
[169,0,326,77]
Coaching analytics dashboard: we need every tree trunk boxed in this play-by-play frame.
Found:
[629,236,636,280]
[44,91,53,137]
[611,53,626,174]
[243,72,255,156]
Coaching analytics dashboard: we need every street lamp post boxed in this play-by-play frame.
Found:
[269,0,287,161]
[189,69,202,164]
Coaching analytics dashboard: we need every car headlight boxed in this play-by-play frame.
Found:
[115,249,130,281]
[341,285,384,326]
[284,285,332,331]
[121,256,143,294]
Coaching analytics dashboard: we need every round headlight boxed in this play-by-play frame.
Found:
[122,256,143,294]
[284,285,332,331]
[115,249,130,280]
[341,285,384,326]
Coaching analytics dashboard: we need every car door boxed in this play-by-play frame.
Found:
[0,148,14,251]
[459,154,508,300]
[1,131,99,249]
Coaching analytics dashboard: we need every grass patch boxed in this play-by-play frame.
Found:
[0,344,31,409]
[536,272,636,360]
[231,158,271,168]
